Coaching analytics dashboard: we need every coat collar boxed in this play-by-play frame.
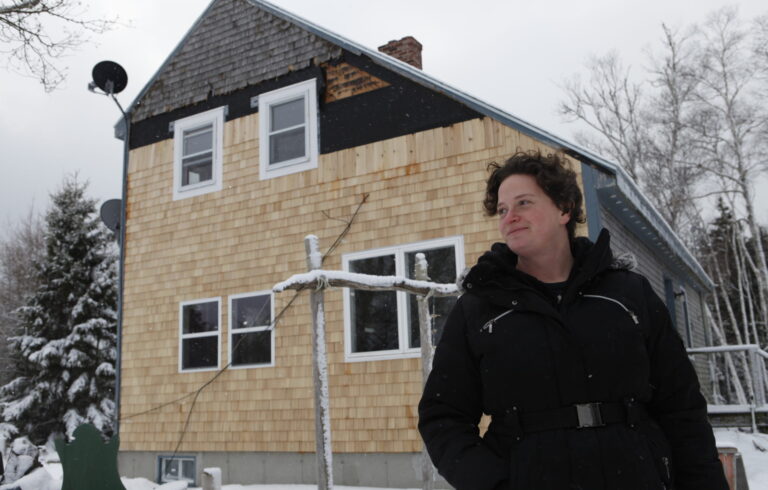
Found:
[462,228,616,298]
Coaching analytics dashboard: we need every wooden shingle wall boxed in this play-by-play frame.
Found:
[120,116,584,453]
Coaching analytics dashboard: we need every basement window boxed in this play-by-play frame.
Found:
[179,298,220,372]
[342,237,464,362]
[229,291,274,368]
[158,455,196,485]
[259,78,318,179]
[173,107,224,200]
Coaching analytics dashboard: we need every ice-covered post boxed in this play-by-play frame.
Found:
[305,235,333,490]
[414,252,435,490]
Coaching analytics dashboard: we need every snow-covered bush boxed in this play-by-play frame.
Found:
[1,436,39,484]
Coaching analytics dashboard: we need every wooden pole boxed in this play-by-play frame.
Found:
[414,253,435,490]
[305,235,333,490]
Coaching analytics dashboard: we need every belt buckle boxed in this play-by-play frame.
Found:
[575,403,604,428]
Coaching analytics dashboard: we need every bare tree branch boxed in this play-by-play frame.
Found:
[559,52,647,181]
[0,0,117,91]
[559,6,768,353]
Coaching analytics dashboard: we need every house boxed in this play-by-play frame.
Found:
[113,0,717,486]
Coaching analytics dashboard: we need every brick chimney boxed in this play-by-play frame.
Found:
[377,36,423,69]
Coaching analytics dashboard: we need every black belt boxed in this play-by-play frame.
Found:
[490,398,648,441]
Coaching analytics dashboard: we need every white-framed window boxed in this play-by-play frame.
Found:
[229,291,274,368]
[258,78,318,180]
[342,236,464,362]
[172,106,225,200]
[179,298,220,372]
[158,455,196,485]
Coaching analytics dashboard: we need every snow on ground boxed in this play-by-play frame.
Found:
[5,431,768,490]
[214,487,419,490]
[4,474,421,490]
[0,468,59,490]
[715,428,768,490]
[121,483,419,490]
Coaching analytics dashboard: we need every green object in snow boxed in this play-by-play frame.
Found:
[55,423,126,490]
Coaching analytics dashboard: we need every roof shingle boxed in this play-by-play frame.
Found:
[132,0,341,122]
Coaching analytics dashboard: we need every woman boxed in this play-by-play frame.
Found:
[418,151,727,490]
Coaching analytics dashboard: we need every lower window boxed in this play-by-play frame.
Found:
[229,291,274,367]
[159,455,196,485]
[179,298,220,371]
[343,237,463,361]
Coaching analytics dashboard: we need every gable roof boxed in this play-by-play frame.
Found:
[120,0,712,289]
[130,0,340,122]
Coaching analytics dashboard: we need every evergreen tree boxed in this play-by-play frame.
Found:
[0,177,118,443]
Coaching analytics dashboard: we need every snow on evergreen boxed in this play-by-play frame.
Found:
[0,177,118,444]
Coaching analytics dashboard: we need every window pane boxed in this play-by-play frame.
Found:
[232,331,271,366]
[182,336,218,369]
[349,255,397,353]
[232,295,271,330]
[181,152,213,186]
[183,125,213,156]
[271,97,305,131]
[350,255,396,276]
[405,247,457,348]
[269,127,305,164]
[181,460,195,481]
[182,302,218,334]
[351,290,398,352]
[161,459,179,481]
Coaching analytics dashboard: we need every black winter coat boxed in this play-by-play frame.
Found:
[418,230,728,490]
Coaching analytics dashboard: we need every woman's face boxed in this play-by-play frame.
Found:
[496,174,571,258]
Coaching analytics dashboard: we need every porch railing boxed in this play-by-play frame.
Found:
[687,344,768,432]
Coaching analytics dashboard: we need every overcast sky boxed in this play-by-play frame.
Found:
[1,0,766,239]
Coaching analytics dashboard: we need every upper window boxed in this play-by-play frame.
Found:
[229,291,274,368]
[342,237,464,362]
[259,78,318,180]
[173,107,224,200]
[179,298,220,372]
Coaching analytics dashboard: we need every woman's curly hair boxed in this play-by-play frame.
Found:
[483,149,586,242]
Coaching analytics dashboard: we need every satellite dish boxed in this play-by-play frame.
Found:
[91,61,128,95]
[100,199,122,233]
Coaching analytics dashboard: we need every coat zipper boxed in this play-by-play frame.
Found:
[662,456,671,480]
[582,294,639,325]
[481,309,514,333]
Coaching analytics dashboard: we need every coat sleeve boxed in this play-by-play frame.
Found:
[418,298,509,490]
[641,277,728,490]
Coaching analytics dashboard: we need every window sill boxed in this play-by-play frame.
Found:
[344,349,421,363]
[260,157,317,180]
[179,365,220,373]
[228,361,275,370]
